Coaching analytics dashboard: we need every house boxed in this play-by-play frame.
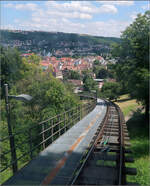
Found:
[67,79,83,93]
[40,60,51,71]
[94,79,104,89]
[53,67,63,79]
[68,79,83,86]
[107,78,116,83]
[20,53,34,57]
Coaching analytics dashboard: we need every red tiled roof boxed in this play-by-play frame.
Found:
[68,79,83,86]
[20,53,34,57]
[40,63,49,66]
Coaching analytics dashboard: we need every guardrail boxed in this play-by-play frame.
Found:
[0,95,96,183]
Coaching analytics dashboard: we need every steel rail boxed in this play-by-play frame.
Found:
[117,106,125,185]
[69,99,110,185]
[108,102,125,185]
[69,100,128,185]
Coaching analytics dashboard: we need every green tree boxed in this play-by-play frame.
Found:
[0,46,27,97]
[93,59,99,65]
[1,47,80,181]
[22,54,41,65]
[93,66,108,79]
[65,70,81,80]
[83,74,97,91]
[98,68,108,79]
[112,11,150,119]
[101,82,121,101]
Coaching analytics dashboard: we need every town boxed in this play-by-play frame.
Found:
[1,2,149,185]
[21,52,116,93]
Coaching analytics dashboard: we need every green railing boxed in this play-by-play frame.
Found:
[0,95,96,184]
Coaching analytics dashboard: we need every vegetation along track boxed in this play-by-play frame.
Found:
[68,100,138,185]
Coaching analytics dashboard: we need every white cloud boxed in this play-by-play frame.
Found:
[99,4,118,14]
[3,0,120,31]
[45,1,118,14]
[16,3,38,11]
[45,1,95,13]
[98,1,134,6]
[85,20,130,37]
[4,3,38,11]
[130,11,138,21]
[45,1,96,13]
[10,16,130,37]
[3,1,134,37]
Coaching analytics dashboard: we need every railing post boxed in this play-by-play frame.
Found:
[80,104,82,120]
[78,105,80,121]
[42,124,45,149]
[4,84,18,174]
[64,112,66,132]
[51,119,54,142]
[58,115,61,137]
[69,111,71,128]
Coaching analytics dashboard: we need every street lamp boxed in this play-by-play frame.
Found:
[4,84,32,174]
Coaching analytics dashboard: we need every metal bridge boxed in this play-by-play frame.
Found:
[1,95,137,185]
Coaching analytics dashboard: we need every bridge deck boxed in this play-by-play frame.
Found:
[3,99,107,185]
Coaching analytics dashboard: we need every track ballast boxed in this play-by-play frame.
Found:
[68,100,137,185]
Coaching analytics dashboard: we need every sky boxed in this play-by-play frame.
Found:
[1,1,149,38]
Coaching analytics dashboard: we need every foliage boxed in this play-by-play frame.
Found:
[100,82,121,100]
[106,63,115,79]
[115,94,140,117]
[93,64,112,79]
[93,60,100,65]
[1,47,80,183]
[126,111,149,186]
[1,30,121,55]
[83,74,97,91]
[0,46,27,97]
[22,54,41,65]
[111,11,150,118]
[97,67,108,79]
[116,95,149,185]
[63,70,81,80]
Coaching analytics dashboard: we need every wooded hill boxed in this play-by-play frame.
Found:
[0,30,121,56]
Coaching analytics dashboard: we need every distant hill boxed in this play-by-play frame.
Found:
[0,30,121,57]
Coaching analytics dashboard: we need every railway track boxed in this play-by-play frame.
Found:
[68,100,137,185]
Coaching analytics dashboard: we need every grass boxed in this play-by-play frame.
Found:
[116,95,149,186]
[0,169,13,185]
[125,112,149,186]
[115,94,140,117]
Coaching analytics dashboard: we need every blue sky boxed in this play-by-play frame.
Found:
[1,1,149,37]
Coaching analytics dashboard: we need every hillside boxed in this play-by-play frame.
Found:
[115,95,149,186]
[0,30,121,57]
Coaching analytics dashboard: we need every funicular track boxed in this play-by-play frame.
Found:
[69,100,137,185]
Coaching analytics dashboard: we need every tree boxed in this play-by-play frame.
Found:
[98,68,108,79]
[83,74,97,91]
[1,48,80,177]
[101,82,121,101]
[70,70,81,80]
[93,60,99,65]
[63,70,81,80]
[112,11,150,119]
[93,66,108,79]
[0,46,28,98]
[22,54,41,65]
